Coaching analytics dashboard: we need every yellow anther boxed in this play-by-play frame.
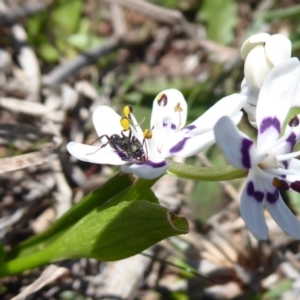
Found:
[143,129,152,139]
[123,105,132,119]
[120,117,130,131]
[174,102,183,112]
[157,93,164,101]
[272,177,282,188]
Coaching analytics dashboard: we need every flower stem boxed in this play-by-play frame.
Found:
[167,159,247,181]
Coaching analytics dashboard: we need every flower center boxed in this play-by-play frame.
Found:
[258,153,281,169]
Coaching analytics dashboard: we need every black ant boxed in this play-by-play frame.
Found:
[89,129,147,163]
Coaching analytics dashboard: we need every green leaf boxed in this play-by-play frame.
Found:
[263,4,300,20]
[53,200,189,261]
[0,201,188,276]
[123,92,143,104]
[52,0,82,34]
[0,283,7,295]
[288,191,300,215]
[7,173,135,259]
[39,44,59,62]
[68,33,103,51]
[200,0,238,45]
[263,279,292,299]
[136,77,195,97]
[9,176,159,261]
[167,159,247,181]
[0,176,165,276]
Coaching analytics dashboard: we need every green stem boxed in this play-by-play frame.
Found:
[263,4,300,20]
[167,159,247,181]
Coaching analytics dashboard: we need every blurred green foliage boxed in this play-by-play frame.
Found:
[200,0,238,45]
[26,0,101,62]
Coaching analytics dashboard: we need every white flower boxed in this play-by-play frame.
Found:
[240,33,292,126]
[214,58,300,239]
[67,89,246,180]
[241,33,292,90]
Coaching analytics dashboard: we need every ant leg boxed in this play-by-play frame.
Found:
[121,129,132,140]
[86,135,110,155]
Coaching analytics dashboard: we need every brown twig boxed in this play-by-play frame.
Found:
[101,0,198,39]
[0,2,47,26]
[42,29,151,86]
[102,0,240,65]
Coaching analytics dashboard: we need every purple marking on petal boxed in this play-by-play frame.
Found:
[281,160,288,178]
[247,181,255,194]
[274,177,289,191]
[282,161,288,169]
[158,94,168,106]
[279,179,289,191]
[143,160,168,168]
[116,151,128,161]
[259,117,280,134]
[247,181,264,202]
[185,124,196,131]
[289,116,300,127]
[163,122,176,130]
[290,181,300,193]
[286,132,296,150]
[241,138,253,169]
[266,189,279,203]
[169,137,189,154]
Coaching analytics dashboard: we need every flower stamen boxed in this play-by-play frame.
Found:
[174,102,183,131]
[272,177,289,190]
[123,105,133,119]
[120,116,130,132]
[157,93,168,106]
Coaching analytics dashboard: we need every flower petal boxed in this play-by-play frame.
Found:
[241,78,259,106]
[186,93,246,135]
[244,45,273,90]
[240,33,270,59]
[128,110,144,140]
[214,116,255,170]
[284,158,300,185]
[240,176,268,240]
[121,159,168,179]
[256,58,300,152]
[92,105,123,137]
[150,89,187,131]
[265,34,292,65]
[162,130,214,158]
[265,190,300,239]
[273,122,300,155]
[160,110,243,158]
[286,158,300,173]
[293,84,300,107]
[67,141,126,165]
